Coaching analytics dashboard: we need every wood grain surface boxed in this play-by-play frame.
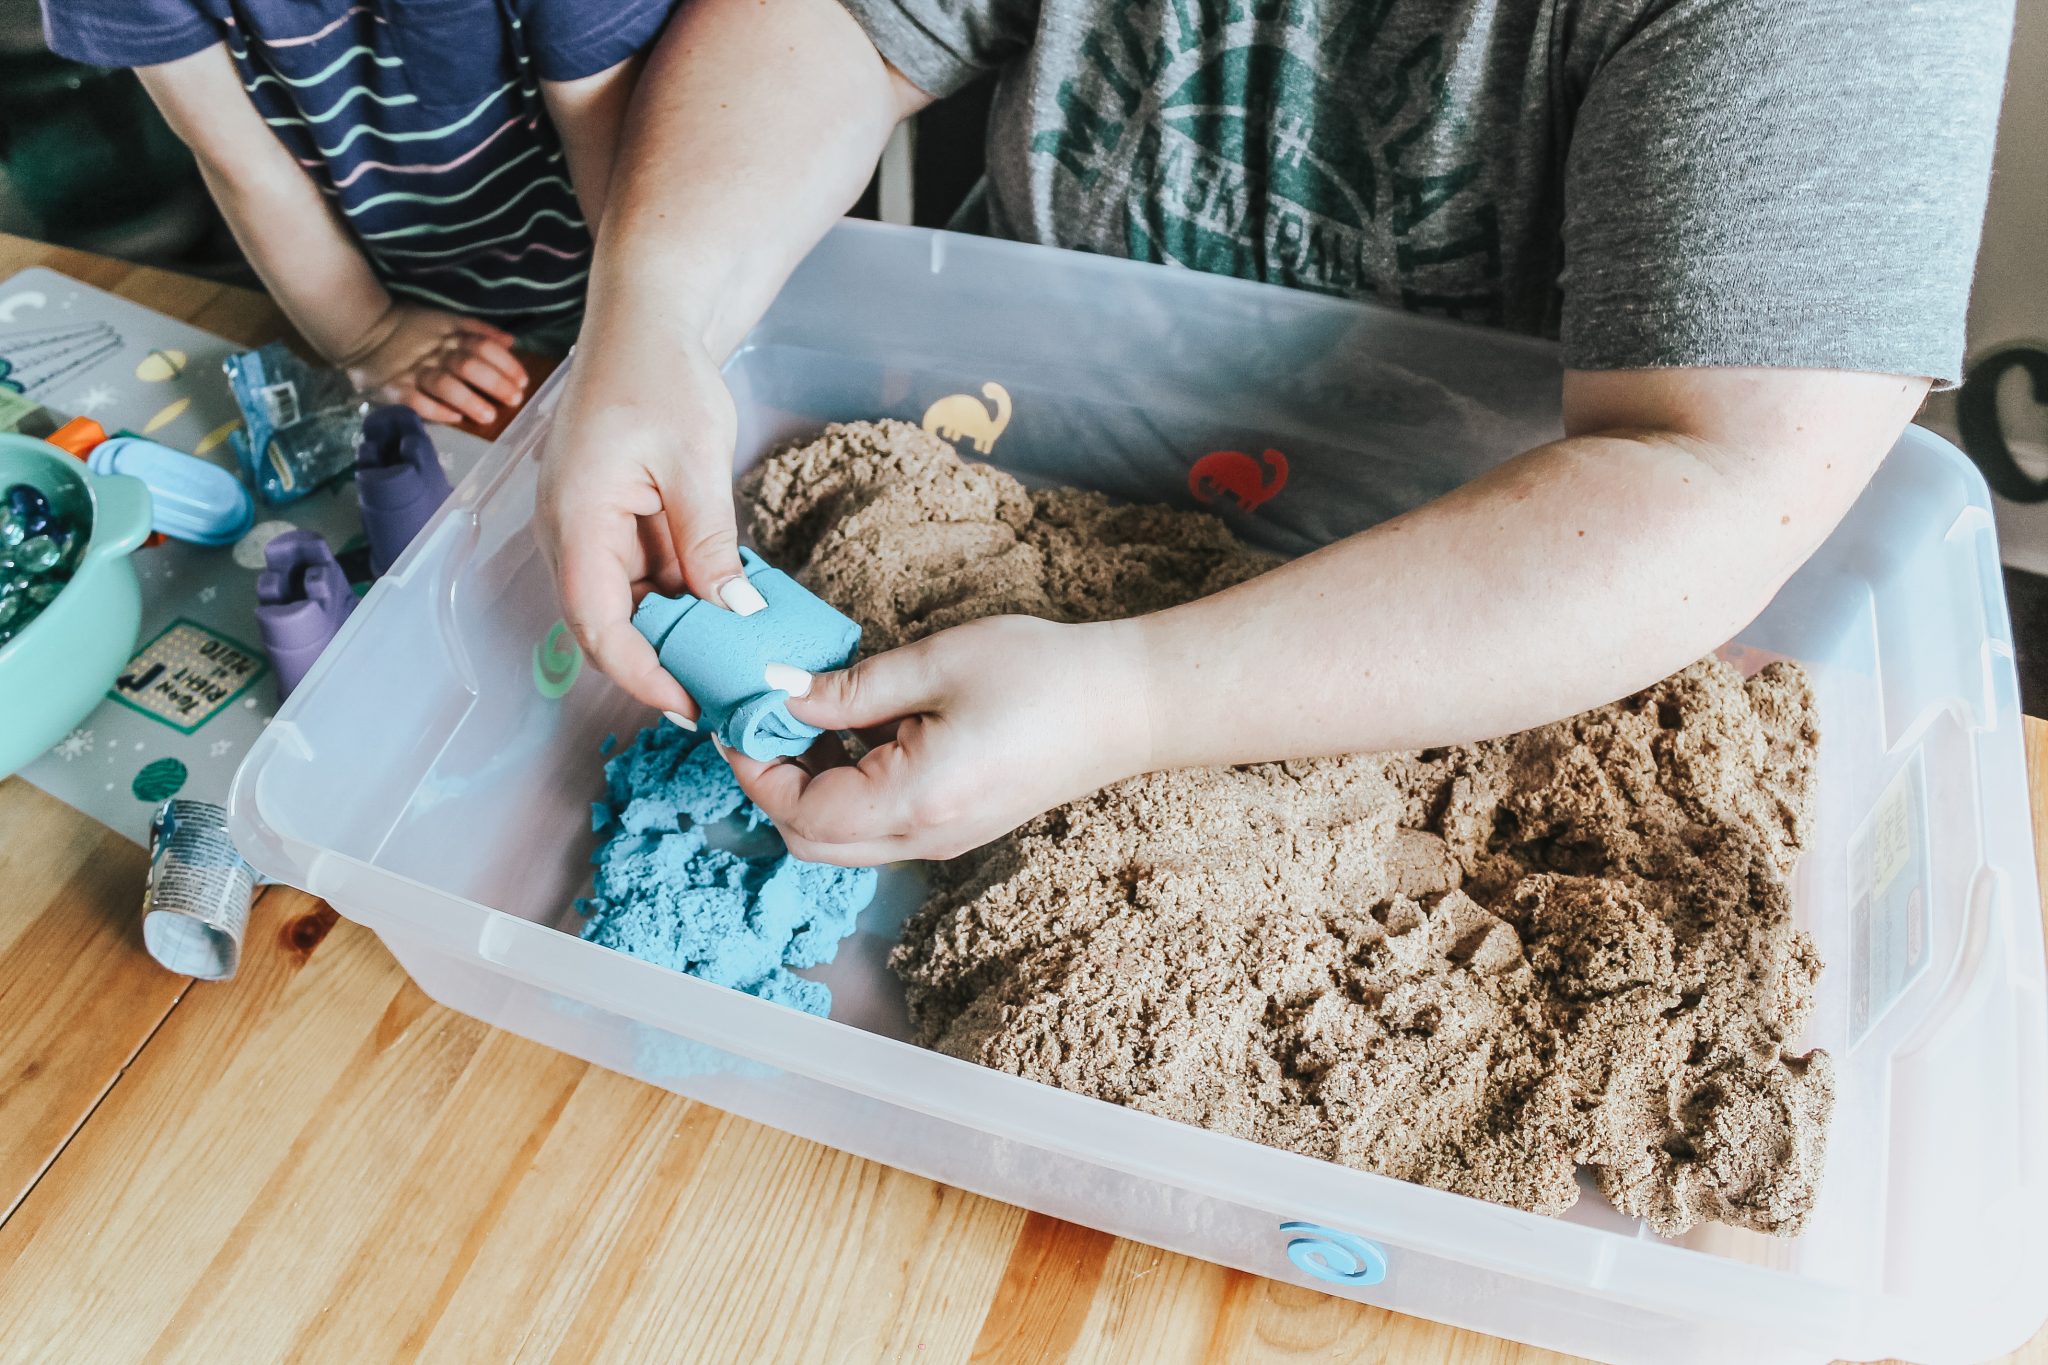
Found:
[0,235,2041,1365]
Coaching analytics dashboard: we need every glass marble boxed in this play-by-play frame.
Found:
[14,535,59,573]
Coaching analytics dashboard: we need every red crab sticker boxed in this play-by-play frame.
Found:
[1189,447,1288,513]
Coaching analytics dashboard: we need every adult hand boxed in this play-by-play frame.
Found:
[536,330,763,721]
[722,616,1155,865]
[339,303,529,425]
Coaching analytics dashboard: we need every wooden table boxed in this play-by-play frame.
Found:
[0,238,2042,1365]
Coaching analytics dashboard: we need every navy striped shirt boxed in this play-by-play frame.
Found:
[43,0,674,335]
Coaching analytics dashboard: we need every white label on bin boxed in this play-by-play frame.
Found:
[1847,751,1931,1045]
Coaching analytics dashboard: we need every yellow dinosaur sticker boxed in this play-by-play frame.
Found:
[921,382,1012,455]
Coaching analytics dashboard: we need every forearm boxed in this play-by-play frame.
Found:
[1129,436,1785,763]
[584,0,925,364]
[1128,370,1925,768]
[543,57,642,233]
[139,49,393,363]
[193,159,394,361]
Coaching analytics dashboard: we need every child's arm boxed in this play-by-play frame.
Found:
[135,44,527,424]
[137,45,386,361]
[542,57,644,232]
[725,366,1927,865]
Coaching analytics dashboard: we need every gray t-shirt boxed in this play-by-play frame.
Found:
[839,0,2012,385]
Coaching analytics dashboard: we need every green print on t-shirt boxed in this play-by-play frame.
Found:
[1028,1,1504,322]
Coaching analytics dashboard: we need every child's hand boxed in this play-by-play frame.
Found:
[341,304,529,426]
[536,330,751,721]
[722,616,1155,865]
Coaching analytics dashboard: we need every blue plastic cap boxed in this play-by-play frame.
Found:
[87,436,255,546]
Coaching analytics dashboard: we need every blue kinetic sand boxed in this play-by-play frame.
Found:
[630,547,861,761]
[577,723,876,1015]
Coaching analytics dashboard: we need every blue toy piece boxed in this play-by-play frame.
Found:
[86,437,256,546]
[630,548,861,761]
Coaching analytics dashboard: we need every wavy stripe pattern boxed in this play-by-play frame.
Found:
[236,43,402,90]
[350,160,569,228]
[265,6,383,48]
[230,2,596,330]
[326,114,525,189]
[275,79,514,156]
[409,263,590,292]
[263,84,419,127]
[386,280,586,316]
[367,208,590,258]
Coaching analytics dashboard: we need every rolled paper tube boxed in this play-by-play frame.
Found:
[141,799,258,980]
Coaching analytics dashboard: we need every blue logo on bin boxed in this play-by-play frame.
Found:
[1280,1221,1387,1286]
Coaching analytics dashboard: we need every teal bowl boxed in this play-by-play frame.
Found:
[0,434,153,778]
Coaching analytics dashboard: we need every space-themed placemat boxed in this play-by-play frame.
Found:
[0,267,491,844]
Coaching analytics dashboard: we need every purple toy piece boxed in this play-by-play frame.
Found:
[355,404,452,577]
[255,529,357,698]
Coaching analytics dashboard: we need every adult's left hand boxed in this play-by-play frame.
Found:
[721,615,1153,865]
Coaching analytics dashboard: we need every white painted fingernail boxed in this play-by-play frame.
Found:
[718,575,767,617]
[663,710,697,731]
[763,663,812,698]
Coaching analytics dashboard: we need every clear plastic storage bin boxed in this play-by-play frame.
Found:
[229,222,2047,1365]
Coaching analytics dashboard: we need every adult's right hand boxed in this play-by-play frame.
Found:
[536,331,764,723]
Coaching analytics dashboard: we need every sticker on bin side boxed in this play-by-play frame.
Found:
[1189,447,1289,513]
[1278,1221,1387,1286]
[533,619,582,698]
[920,381,1011,455]
[1848,749,1932,1045]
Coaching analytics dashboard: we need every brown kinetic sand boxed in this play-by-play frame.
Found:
[743,420,1834,1238]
